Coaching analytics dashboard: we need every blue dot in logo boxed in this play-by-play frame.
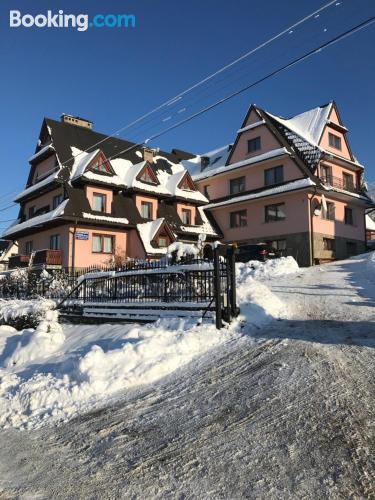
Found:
[89,22,93,27]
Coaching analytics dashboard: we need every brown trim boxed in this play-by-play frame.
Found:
[87,150,117,177]
[177,171,197,192]
[136,162,159,185]
[92,233,115,254]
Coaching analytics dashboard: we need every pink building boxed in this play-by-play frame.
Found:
[3,115,219,269]
[184,102,374,266]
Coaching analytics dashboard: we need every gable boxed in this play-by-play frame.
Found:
[318,103,353,161]
[178,172,196,191]
[87,151,115,176]
[136,162,159,185]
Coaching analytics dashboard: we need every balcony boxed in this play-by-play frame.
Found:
[8,255,30,269]
[319,175,361,194]
[33,249,62,267]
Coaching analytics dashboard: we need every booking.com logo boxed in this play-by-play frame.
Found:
[9,10,136,31]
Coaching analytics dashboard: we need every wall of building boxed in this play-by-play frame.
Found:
[85,186,113,213]
[32,155,57,183]
[176,203,197,224]
[23,187,64,218]
[134,195,158,219]
[200,156,303,201]
[68,225,128,268]
[18,225,71,265]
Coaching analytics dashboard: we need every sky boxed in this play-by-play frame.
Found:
[0,0,374,229]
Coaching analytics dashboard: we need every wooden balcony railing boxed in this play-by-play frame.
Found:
[33,249,62,266]
[320,175,360,194]
[8,255,30,269]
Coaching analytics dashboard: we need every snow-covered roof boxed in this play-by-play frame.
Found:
[366,214,375,231]
[179,207,218,235]
[28,143,55,163]
[70,147,208,202]
[206,178,315,209]
[183,145,232,178]
[137,218,169,254]
[2,200,68,238]
[192,148,290,182]
[265,103,332,147]
[237,120,266,134]
[82,213,129,225]
[15,170,59,202]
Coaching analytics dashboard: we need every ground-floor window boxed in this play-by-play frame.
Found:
[323,237,335,251]
[92,234,114,254]
[346,241,357,256]
[267,239,287,252]
[25,241,33,255]
[50,234,61,250]
[230,209,247,228]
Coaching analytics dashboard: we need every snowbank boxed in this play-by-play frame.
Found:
[236,256,299,281]
[0,299,57,328]
[0,257,294,429]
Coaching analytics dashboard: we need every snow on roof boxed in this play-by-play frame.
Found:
[15,170,59,201]
[82,213,129,225]
[192,148,290,182]
[70,148,101,181]
[265,103,332,147]
[237,120,266,134]
[137,218,169,254]
[179,207,218,235]
[70,147,207,201]
[182,145,232,178]
[2,200,68,238]
[28,143,55,163]
[366,214,375,231]
[206,178,315,210]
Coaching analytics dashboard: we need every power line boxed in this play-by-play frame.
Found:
[88,15,375,169]
[52,0,340,169]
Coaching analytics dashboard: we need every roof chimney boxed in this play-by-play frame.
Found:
[61,114,93,130]
[143,147,159,163]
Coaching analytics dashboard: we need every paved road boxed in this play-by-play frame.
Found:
[0,257,374,499]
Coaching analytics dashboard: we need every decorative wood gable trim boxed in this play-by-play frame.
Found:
[86,150,116,177]
[226,104,264,165]
[318,101,355,162]
[136,162,159,185]
[150,220,175,249]
[178,171,196,191]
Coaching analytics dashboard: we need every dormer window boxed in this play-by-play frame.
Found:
[92,159,111,173]
[93,192,107,212]
[136,163,159,185]
[178,173,196,192]
[328,133,341,150]
[181,208,192,225]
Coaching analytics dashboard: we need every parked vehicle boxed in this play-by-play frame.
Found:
[235,243,281,263]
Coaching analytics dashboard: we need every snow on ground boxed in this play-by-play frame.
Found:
[0,258,295,429]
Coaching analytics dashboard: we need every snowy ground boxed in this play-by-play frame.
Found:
[0,254,374,498]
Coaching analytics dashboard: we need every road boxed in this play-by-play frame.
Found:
[0,255,374,499]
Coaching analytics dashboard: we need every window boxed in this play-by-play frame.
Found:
[230,210,247,228]
[346,241,357,256]
[141,201,153,219]
[230,176,246,195]
[268,239,287,251]
[52,194,64,209]
[323,238,335,251]
[92,234,114,254]
[265,203,286,222]
[180,176,194,191]
[50,234,60,250]
[247,136,261,153]
[91,157,111,174]
[344,207,354,225]
[264,166,284,186]
[92,193,107,212]
[321,165,332,184]
[343,173,354,191]
[203,185,210,198]
[28,206,35,219]
[139,168,156,184]
[328,133,342,150]
[25,241,33,255]
[181,208,192,225]
[322,202,335,221]
[158,236,168,248]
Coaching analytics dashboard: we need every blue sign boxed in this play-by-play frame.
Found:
[76,231,89,240]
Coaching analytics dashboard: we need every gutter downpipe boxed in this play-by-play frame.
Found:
[308,186,318,266]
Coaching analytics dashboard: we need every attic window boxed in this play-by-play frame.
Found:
[92,159,111,174]
[179,174,196,192]
[137,164,158,185]
[328,133,341,150]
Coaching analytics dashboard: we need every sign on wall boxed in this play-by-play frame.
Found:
[76,231,89,240]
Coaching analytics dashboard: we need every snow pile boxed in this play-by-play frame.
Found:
[236,256,300,282]
[0,299,56,325]
[0,258,291,429]
[167,241,198,261]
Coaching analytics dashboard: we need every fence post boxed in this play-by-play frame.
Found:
[213,246,222,329]
[227,246,238,317]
